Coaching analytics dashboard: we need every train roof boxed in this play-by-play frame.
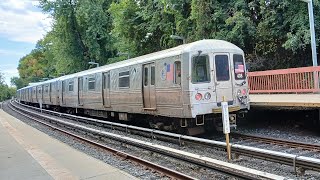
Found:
[20,39,243,88]
[58,39,242,80]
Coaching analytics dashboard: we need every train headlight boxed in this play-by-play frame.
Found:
[237,89,241,96]
[204,92,211,100]
[195,93,202,101]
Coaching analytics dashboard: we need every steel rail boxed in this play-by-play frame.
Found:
[232,132,320,152]
[7,102,195,180]
[14,100,320,174]
[9,101,287,180]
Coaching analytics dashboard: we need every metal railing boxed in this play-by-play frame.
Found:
[248,66,320,93]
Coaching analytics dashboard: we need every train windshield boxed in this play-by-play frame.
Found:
[233,54,245,80]
[215,55,230,81]
[191,55,210,83]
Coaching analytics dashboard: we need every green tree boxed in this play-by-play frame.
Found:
[10,77,27,90]
[39,0,116,73]
[16,0,319,87]
[109,0,146,58]
[0,72,16,101]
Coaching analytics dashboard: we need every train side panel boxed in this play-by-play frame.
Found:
[108,64,142,114]
[61,77,78,108]
[153,55,184,117]
[80,73,104,110]
[42,83,51,105]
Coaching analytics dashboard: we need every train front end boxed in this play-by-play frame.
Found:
[186,40,250,133]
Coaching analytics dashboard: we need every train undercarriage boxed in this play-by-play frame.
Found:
[22,101,248,135]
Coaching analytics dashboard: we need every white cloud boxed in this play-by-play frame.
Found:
[0,49,25,56]
[0,0,52,44]
[0,0,27,10]
[0,65,18,85]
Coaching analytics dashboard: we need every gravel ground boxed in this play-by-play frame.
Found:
[232,119,320,160]
[2,102,161,179]
[4,101,240,179]
[235,127,320,145]
[7,101,320,179]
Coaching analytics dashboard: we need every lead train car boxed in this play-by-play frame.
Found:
[17,39,250,135]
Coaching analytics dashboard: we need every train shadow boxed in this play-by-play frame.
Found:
[243,108,320,136]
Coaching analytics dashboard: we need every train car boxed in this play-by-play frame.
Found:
[18,39,250,135]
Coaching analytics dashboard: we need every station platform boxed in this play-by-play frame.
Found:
[250,94,320,108]
[0,109,137,180]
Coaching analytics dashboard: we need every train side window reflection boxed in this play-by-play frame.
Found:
[151,66,155,85]
[88,77,96,91]
[192,55,210,83]
[107,73,110,89]
[144,67,148,86]
[69,81,74,92]
[119,71,130,88]
[79,78,83,91]
[174,61,181,85]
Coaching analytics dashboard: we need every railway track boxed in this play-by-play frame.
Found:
[5,101,195,180]
[231,132,320,152]
[5,100,288,179]
[6,100,320,178]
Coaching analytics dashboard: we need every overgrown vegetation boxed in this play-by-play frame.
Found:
[0,72,16,101]
[12,0,320,87]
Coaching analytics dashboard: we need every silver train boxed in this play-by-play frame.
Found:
[17,39,250,135]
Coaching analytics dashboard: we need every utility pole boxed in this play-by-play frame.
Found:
[301,0,317,66]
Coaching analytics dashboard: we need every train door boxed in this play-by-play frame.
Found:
[78,77,84,105]
[49,83,52,103]
[41,85,44,102]
[213,53,234,102]
[31,88,33,103]
[34,86,38,103]
[102,72,111,107]
[62,81,66,105]
[27,89,29,102]
[143,63,156,109]
[30,88,32,102]
[36,86,40,102]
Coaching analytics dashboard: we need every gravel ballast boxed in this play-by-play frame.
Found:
[4,101,320,179]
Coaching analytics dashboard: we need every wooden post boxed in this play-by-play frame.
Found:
[226,133,231,161]
[222,96,231,161]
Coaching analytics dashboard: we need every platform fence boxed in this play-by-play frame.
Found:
[248,66,320,93]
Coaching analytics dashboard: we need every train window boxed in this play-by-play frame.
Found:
[144,67,148,86]
[103,73,110,89]
[233,54,246,80]
[192,55,210,83]
[69,81,74,92]
[151,66,155,85]
[103,74,106,89]
[174,61,181,85]
[79,77,83,91]
[215,55,230,81]
[62,81,66,92]
[119,71,130,88]
[45,86,49,93]
[88,77,96,91]
[107,73,110,89]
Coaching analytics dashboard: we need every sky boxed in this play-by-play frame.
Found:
[0,0,52,86]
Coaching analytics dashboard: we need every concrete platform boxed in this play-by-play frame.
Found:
[0,109,137,180]
[250,94,320,108]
